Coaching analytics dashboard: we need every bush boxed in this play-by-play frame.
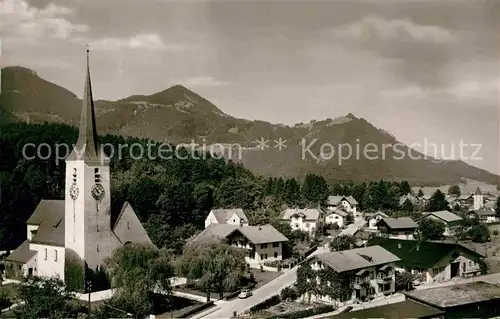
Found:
[280,286,299,301]
[249,294,281,312]
[267,304,335,319]
[0,291,12,310]
[64,249,85,292]
[493,230,499,236]
[176,301,214,318]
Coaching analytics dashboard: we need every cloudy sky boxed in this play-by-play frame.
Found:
[2,0,499,175]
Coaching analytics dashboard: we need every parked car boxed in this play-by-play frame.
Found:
[238,289,252,299]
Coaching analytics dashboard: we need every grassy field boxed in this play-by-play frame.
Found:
[412,179,499,196]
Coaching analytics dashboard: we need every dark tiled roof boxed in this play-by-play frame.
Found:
[26,200,65,225]
[332,300,443,319]
[405,281,500,309]
[366,237,484,269]
[193,224,288,244]
[31,219,65,246]
[378,217,417,230]
[5,240,36,263]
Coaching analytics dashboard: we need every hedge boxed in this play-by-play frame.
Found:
[176,301,214,318]
[267,304,335,319]
[249,294,281,312]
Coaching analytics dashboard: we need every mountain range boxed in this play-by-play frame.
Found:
[1,66,498,186]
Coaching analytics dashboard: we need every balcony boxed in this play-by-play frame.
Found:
[376,276,392,284]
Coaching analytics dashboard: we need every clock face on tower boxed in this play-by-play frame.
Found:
[91,183,105,201]
[69,183,79,200]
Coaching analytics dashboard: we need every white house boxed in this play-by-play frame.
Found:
[5,51,152,281]
[325,209,349,228]
[281,208,324,235]
[301,246,400,306]
[468,207,498,224]
[367,237,484,285]
[365,211,389,230]
[192,223,289,269]
[327,196,359,218]
[421,210,463,236]
[204,209,249,228]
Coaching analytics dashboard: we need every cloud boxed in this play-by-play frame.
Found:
[83,33,190,51]
[185,76,232,87]
[382,79,499,102]
[332,14,459,89]
[2,0,89,41]
[333,14,456,44]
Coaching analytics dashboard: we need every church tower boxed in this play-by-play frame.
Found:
[65,48,113,270]
[473,187,484,210]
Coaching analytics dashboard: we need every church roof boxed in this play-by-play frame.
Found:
[475,187,482,195]
[25,199,151,248]
[67,48,107,162]
[26,200,65,225]
[5,240,36,263]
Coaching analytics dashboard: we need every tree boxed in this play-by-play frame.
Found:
[417,189,424,198]
[395,271,414,292]
[329,235,357,252]
[468,224,490,243]
[401,199,414,212]
[283,178,302,208]
[418,218,445,240]
[178,240,247,301]
[495,197,500,218]
[448,185,461,197]
[399,181,411,196]
[104,243,175,317]
[427,190,449,212]
[14,276,76,319]
[301,173,328,206]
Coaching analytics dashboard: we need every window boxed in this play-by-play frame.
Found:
[248,251,254,259]
[260,243,268,249]
[127,222,130,229]
[272,242,279,248]
[44,248,47,260]
[96,225,99,231]
[73,168,77,182]
[54,250,58,262]
[260,254,264,260]
[94,168,101,183]
[274,252,278,258]
[97,244,99,252]
[305,223,310,228]
[264,254,268,259]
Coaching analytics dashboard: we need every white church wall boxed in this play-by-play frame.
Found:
[29,243,65,280]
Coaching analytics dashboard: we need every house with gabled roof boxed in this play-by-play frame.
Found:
[300,246,400,305]
[420,210,463,236]
[281,208,324,235]
[192,223,288,268]
[367,237,484,285]
[375,217,418,239]
[365,211,389,230]
[467,207,498,224]
[204,208,249,228]
[327,195,359,218]
[4,51,152,281]
[325,209,349,228]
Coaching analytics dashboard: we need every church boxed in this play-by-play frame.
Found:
[5,50,153,280]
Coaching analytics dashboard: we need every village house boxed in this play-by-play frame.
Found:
[375,217,418,239]
[324,209,349,228]
[327,196,360,218]
[281,208,324,235]
[4,51,152,280]
[367,237,484,285]
[192,223,288,269]
[457,194,474,207]
[365,211,389,230]
[301,246,400,306]
[204,208,249,228]
[399,194,419,208]
[467,207,498,224]
[420,210,463,236]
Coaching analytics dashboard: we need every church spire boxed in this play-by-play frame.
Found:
[68,47,101,161]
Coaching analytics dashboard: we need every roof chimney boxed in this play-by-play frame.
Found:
[398,243,402,249]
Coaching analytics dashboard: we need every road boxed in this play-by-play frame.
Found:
[191,246,330,319]
[192,220,367,319]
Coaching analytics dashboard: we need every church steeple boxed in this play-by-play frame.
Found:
[67,47,102,161]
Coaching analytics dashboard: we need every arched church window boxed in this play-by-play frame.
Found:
[73,168,77,183]
[44,248,47,260]
[54,250,58,262]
